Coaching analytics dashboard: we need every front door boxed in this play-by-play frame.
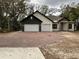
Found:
[60,22,68,31]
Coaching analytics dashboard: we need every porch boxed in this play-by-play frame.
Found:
[52,21,75,31]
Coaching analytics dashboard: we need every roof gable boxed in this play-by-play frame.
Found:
[47,15,70,23]
[20,14,42,23]
[58,17,70,22]
[47,15,62,22]
[20,11,54,23]
[33,11,54,23]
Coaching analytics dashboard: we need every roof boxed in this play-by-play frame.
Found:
[20,11,71,23]
[33,11,54,23]
[21,14,42,22]
[20,11,54,23]
[47,15,63,22]
[58,17,70,22]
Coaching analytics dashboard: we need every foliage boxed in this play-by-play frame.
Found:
[40,5,48,15]
[61,4,79,21]
[0,0,26,32]
[61,3,79,30]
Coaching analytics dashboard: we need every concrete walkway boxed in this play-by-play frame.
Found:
[0,48,45,59]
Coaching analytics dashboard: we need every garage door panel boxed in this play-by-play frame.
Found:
[41,24,52,31]
[24,24,39,32]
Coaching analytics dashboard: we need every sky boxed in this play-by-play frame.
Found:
[30,0,79,16]
[30,0,79,9]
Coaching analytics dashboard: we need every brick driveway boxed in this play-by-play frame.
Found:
[0,32,64,47]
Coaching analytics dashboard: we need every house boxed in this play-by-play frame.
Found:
[20,11,75,32]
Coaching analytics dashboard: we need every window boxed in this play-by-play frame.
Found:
[69,24,72,29]
[53,24,57,29]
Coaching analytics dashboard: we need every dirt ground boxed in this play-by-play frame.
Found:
[0,32,79,59]
[40,32,79,59]
[0,32,79,47]
[0,32,63,47]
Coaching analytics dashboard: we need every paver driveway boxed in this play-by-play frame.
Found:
[0,32,64,47]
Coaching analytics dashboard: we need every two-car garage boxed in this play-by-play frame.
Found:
[24,24,52,32]
[21,11,53,32]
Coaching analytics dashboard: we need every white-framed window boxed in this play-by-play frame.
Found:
[53,24,57,29]
[68,24,72,29]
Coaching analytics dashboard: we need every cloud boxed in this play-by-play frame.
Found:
[31,0,79,8]
[30,0,79,16]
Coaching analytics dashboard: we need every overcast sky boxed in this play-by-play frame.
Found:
[30,0,79,9]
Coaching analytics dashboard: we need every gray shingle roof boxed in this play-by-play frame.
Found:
[47,15,62,22]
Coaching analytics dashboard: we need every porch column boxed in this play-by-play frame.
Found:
[71,23,75,31]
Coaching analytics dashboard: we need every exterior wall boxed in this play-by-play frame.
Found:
[34,12,53,32]
[59,22,75,31]
[34,12,52,24]
[52,22,69,31]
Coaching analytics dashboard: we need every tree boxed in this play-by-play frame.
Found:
[61,5,78,21]
[0,0,26,32]
[69,13,77,21]
[61,3,79,30]
[26,4,34,15]
[40,5,48,15]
